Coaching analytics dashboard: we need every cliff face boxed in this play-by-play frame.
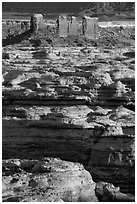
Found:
[2,20,135,199]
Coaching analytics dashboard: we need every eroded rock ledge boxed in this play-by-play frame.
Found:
[2,22,135,200]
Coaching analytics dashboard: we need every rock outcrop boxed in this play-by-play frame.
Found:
[30,14,44,32]
[2,158,98,202]
[88,123,135,194]
[82,16,99,39]
[2,17,135,200]
[95,182,135,202]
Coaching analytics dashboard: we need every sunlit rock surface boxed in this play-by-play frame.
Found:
[2,20,135,200]
[2,158,97,202]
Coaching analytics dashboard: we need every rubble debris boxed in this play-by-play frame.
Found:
[2,13,135,199]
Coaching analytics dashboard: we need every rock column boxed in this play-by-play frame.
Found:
[82,16,98,40]
[30,14,44,32]
[68,16,78,36]
[57,16,68,38]
[87,125,135,194]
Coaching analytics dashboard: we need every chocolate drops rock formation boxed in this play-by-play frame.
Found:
[2,13,135,201]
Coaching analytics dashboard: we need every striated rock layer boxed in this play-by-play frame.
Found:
[87,125,135,194]
[2,22,135,199]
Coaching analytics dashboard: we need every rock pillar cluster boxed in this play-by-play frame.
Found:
[57,15,98,39]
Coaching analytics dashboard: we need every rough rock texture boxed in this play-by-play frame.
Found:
[88,124,135,194]
[3,105,94,164]
[95,182,135,202]
[68,16,78,36]
[58,16,68,38]
[82,17,99,39]
[30,14,44,32]
[2,20,30,39]
[2,18,135,200]
[2,158,98,202]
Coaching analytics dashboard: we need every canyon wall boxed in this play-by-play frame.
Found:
[2,16,135,198]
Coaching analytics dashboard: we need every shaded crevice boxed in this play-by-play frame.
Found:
[2,29,33,47]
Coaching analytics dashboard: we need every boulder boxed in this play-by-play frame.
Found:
[68,16,78,36]
[2,158,98,202]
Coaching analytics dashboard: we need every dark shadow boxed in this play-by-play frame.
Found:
[32,50,48,59]
[123,51,135,58]
[29,39,41,47]
[2,117,90,167]
[2,29,33,47]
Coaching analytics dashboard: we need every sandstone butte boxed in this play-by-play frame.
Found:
[2,14,135,202]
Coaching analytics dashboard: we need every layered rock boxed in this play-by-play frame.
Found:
[87,123,135,194]
[2,105,94,164]
[2,158,98,202]
[87,104,135,194]
[2,44,135,108]
[82,17,98,39]
[2,20,135,199]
